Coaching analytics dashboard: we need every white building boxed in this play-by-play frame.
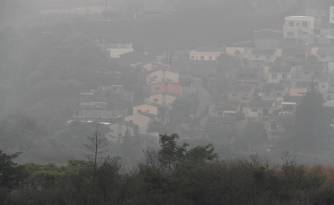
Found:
[147,94,176,106]
[125,104,158,134]
[146,70,179,85]
[189,49,223,61]
[106,43,134,59]
[283,16,315,42]
[330,6,334,24]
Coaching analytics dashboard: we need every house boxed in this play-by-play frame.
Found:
[283,16,315,42]
[146,70,179,85]
[79,91,95,102]
[125,114,151,134]
[227,82,256,103]
[277,101,297,117]
[146,94,176,106]
[73,85,132,122]
[285,81,310,102]
[248,48,283,63]
[151,83,182,96]
[225,47,249,57]
[105,43,134,58]
[133,104,158,117]
[288,87,308,97]
[73,102,117,121]
[266,63,292,84]
[189,49,223,61]
[260,83,287,101]
[143,62,170,73]
[124,103,159,135]
[330,6,334,24]
[243,98,274,120]
[209,102,243,123]
[106,122,136,143]
[40,7,106,16]
[264,120,285,140]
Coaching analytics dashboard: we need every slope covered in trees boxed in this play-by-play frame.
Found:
[2,134,334,205]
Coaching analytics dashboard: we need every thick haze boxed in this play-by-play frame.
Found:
[1,0,334,165]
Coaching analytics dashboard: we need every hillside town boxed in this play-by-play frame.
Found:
[61,2,334,162]
[7,2,334,205]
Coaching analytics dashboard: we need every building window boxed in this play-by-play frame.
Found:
[200,56,205,61]
[287,32,294,37]
[289,21,294,27]
[272,73,278,79]
[301,31,308,36]
[302,21,308,27]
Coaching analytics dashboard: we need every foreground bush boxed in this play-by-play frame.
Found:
[2,134,334,205]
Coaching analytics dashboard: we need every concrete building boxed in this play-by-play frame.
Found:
[147,94,176,106]
[133,104,158,116]
[189,49,223,61]
[283,16,315,42]
[330,6,334,24]
[106,43,134,59]
[225,47,249,57]
[125,104,158,134]
[146,70,179,85]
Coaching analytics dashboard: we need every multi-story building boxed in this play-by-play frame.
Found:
[283,16,315,42]
[189,49,223,61]
[330,6,334,24]
[105,43,134,59]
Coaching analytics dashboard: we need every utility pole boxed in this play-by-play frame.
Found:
[93,124,98,177]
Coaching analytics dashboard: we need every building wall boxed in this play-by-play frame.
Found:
[147,94,176,106]
[133,104,158,116]
[151,83,182,96]
[146,70,179,85]
[106,44,134,58]
[189,50,222,61]
[330,6,334,24]
[288,88,307,97]
[125,114,151,134]
[75,109,115,120]
[225,47,248,56]
[267,72,284,84]
[243,107,261,119]
[283,16,315,41]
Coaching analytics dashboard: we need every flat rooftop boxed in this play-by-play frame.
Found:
[285,16,315,20]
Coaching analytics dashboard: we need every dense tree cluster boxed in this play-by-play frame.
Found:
[1,134,334,205]
[294,85,333,152]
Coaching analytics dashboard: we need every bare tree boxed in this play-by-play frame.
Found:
[84,123,110,176]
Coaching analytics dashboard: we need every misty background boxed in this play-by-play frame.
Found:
[0,0,333,165]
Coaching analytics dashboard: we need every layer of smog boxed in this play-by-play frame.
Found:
[2,1,334,204]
